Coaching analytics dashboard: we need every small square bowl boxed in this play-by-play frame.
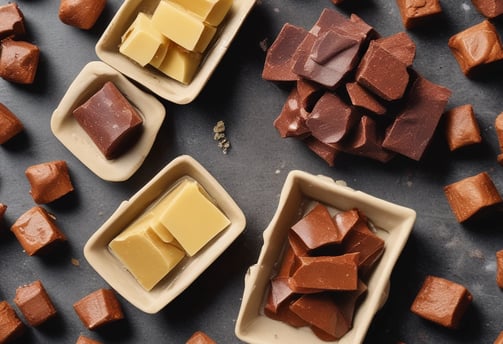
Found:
[83,155,246,314]
[50,61,166,182]
[95,0,256,104]
[235,170,416,344]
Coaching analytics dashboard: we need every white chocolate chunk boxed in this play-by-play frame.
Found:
[157,45,202,84]
[169,0,234,26]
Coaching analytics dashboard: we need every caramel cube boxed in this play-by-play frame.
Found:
[186,331,217,344]
[496,250,503,289]
[396,0,443,29]
[25,160,74,204]
[58,0,106,30]
[0,301,25,343]
[471,0,503,18]
[73,289,124,330]
[443,104,482,151]
[0,203,6,221]
[0,103,23,144]
[76,335,103,344]
[495,331,503,344]
[14,280,57,326]
[0,2,26,39]
[0,39,40,84]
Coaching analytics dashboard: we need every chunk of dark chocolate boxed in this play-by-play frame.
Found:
[303,136,340,166]
[73,289,124,330]
[443,104,481,151]
[471,0,503,18]
[0,39,40,84]
[296,79,323,112]
[25,160,74,204]
[346,82,386,115]
[264,277,307,328]
[396,0,443,29]
[0,3,25,39]
[0,103,23,144]
[0,301,25,343]
[14,280,57,326]
[273,87,310,138]
[374,31,416,67]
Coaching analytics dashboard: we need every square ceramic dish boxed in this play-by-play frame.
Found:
[50,61,166,182]
[83,155,246,314]
[235,170,416,344]
[95,0,256,104]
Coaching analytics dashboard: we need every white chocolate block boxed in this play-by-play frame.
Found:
[169,0,234,26]
[157,45,202,84]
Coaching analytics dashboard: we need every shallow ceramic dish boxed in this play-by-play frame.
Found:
[50,61,166,182]
[83,155,246,314]
[95,0,256,104]
[235,170,416,344]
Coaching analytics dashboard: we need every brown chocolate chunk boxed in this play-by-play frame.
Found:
[73,288,124,330]
[263,277,306,328]
[273,87,310,138]
[303,136,340,166]
[306,92,359,144]
[374,31,416,67]
[186,331,217,344]
[58,0,106,30]
[448,20,503,77]
[310,8,373,41]
[14,280,57,326]
[496,250,503,289]
[0,203,6,221]
[0,301,25,343]
[443,104,482,151]
[296,79,323,112]
[495,112,503,152]
[410,275,472,329]
[276,244,297,278]
[0,39,40,84]
[471,0,503,18]
[73,81,144,160]
[355,40,410,101]
[396,0,443,29]
[0,3,25,39]
[262,23,308,81]
[0,103,23,144]
[25,160,74,204]
[76,335,103,344]
[11,206,67,256]
[382,74,451,161]
[443,172,503,223]
[346,82,386,115]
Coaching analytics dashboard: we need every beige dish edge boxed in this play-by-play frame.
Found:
[50,61,166,182]
[83,155,247,314]
[235,170,416,344]
[95,0,257,104]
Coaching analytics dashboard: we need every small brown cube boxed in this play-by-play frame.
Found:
[0,39,40,84]
[0,301,25,343]
[25,160,74,204]
[0,2,26,39]
[73,289,124,330]
[410,275,472,329]
[58,0,106,30]
[186,331,217,344]
[14,280,57,326]
[0,103,23,144]
[396,0,443,29]
[443,172,503,222]
[11,206,67,256]
[76,335,103,344]
[443,104,482,151]
[471,0,503,18]
[496,250,503,289]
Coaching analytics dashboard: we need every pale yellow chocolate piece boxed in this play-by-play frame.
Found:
[119,13,169,67]
[150,41,170,69]
[109,216,185,291]
[159,179,230,256]
[169,0,234,26]
[157,45,202,84]
[151,1,217,53]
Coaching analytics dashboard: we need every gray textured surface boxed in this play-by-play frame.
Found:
[1,0,503,343]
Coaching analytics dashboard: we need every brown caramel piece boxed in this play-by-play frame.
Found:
[0,103,23,144]
[58,0,106,30]
[14,280,57,326]
[374,32,416,67]
[496,250,503,289]
[443,172,503,223]
[0,301,25,343]
[11,206,67,256]
[0,203,6,221]
[443,104,482,151]
[495,331,503,344]
[303,136,340,167]
[495,112,503,151]
[186,331,217,344]
[346,82,386,116]
[273,87,310,138]
[410,275,472,329]
[25,160,74,204]
[0,3,26,39]
[448,20,503,77]
[0,39,40,84]
[73,288,124,330]
[471,0,503,18]
[76,335,103,344]
[396,0,443,29]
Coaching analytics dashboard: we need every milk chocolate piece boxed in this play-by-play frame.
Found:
[25,160,74,204]
[448,20,503,77]
[310,8,374,41]
[382,74,451,161]
[0,103,23,144]
[273,87,310,138]
[374,31,416,67]
[496,250,503,289]
[11,206,67,256]
[76,335,103,344]
[346,82,386,115]
[0,39,40,84]
[73,288,124,330]
[471,0,503,18]
[0,203,6,221]
[495,331,503,344]
[58,0,106,30]
[333,209,361,240]
[396,0,443,29]
[443,104,481,151]
[296,79,323,112]
[495,112,503,151]
[276,245,297,278]
[443,172,503,223]
[14,280,57,326]
[306,92,359,144]
[262,23,308,81]
[73,81,143,160]
[0,3,25,39]
[355,40,409,101]
[186,331,217,344]
[410,275,472,329]
[304,136,340,166]
[263,277,306,328]
[0,301,25,343]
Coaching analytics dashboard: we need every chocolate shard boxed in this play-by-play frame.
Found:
[346,82,386,115]
[0,3,26,39]
[273,87,310,138]
[303,136,340,166]
[374,31,416,67]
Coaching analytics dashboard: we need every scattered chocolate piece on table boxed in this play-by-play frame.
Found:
[395,0,443,29]
[443,104,482,151]
[0,2,25,39]
[0,203,6,221]
[494,331,503,344]
[73,288,124,330]
[448,20,503,77]
[25,160,74,204]
[443,172,503,223]
[76,335,103,344]
[186,330,217,344]
[0,39,40,84]
[495,112,503,150]
[58,0,106,30]
[10,206,67,256]
[0,301,25,343]
[471,0,503,18]
[13,280,57,326]
[496,250,503,289]
[410,275,472,329]
[0,103,24,144]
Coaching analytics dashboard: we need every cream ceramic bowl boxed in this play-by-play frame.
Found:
[50,61,166,182]
[84,155,246,313]
[95,0,256,104]
[235,170,416,344]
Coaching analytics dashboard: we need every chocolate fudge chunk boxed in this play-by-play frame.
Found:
[471,0,503,18]
[0,39,40,84]
[0,3,25,39]
[0,103,23,144]
[0,301,25,343]
[58,0,106,30]
[73,289,124,330]
[396,0,443,29]
[25,160,74,204]
[186,331,217,344]
[76,336,103,344]
[496,250,503,289]
[14,280,57,326]
[443,104,481,151]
